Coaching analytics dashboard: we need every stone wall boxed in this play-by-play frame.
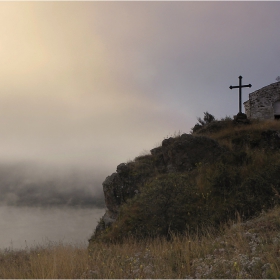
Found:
[243,100,251,118]
[244,82,280,120]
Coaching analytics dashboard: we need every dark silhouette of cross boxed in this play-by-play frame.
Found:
[229,76,252,114]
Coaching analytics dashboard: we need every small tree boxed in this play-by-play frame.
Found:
[276,76,280,82]
[191,111,215,133]
[202,111,215,124]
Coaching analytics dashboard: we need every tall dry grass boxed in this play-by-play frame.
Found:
[1,207,280,278]
[211,119,280,137]
[0,241,89,279]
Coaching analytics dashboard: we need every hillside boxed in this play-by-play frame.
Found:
[89,117,280,244]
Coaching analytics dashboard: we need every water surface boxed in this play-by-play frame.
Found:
[0,206,105,250]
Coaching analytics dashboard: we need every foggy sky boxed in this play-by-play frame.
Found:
[0,2,280,188]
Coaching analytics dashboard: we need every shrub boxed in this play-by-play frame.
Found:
[191,112,215,133]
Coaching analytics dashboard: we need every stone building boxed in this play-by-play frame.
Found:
[244,81,280,120]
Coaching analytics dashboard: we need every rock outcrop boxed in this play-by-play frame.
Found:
[233,112,250,124]
[151,133,225,173]
[93,133,225,238]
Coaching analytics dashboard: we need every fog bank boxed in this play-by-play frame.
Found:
[0,161,105,208]
[0,161,106,250]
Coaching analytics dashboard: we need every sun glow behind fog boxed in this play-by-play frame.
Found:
[0,2,183,172]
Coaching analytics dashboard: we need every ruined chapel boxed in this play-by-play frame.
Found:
[244,81,280,120]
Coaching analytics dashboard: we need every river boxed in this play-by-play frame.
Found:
[0,206,105,250]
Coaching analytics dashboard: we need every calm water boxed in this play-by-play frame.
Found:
[0,206,105,250]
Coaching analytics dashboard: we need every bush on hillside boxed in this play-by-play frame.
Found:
[191,111,216,133]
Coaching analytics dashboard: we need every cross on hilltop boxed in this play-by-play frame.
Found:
[229,76,252,114]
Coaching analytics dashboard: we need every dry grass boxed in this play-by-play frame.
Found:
[205,119,280,145]
[0,241,89,279]
[1,207,280,278]
[193,119,279,145]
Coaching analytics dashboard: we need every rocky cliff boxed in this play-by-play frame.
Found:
[90,119,280,243]
[93,133,226,238]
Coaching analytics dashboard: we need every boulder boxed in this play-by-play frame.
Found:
[233,112,250,124]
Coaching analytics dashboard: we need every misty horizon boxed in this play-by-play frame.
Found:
[0,161,106,250]
[0,161,105,209]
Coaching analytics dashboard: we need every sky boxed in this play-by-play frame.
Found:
[0,2,280,197]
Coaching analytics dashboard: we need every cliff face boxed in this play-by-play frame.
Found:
[93,133,225,237]
[90,120,280,243]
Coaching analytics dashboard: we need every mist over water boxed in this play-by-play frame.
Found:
[0,161,106,208]
[0,161,106,250]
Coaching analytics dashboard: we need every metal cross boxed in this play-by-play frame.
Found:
[229,76,252,114]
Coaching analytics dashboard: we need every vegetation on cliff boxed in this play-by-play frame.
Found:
[90,116,280,243]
